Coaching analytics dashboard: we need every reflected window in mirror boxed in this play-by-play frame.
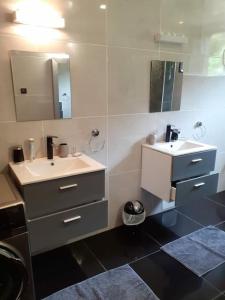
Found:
[150,60,184,113]
[10,51,72,121]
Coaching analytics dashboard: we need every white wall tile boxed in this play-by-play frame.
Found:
[108,114,159,174]
[0,121,43,171]
[182,75,225,111]
[108,47,159,114]
[160,0,203,54]
[64,0,107,44]
[215,152,225,174]
[43,117,107,165]
[108,0,160,50]
[70,44,107,117]
[218,172,225,192]
[108,170,141,228]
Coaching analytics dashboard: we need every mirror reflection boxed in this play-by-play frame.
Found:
[10,51,72,121]
[150,60,184,113]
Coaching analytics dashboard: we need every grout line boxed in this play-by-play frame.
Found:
[0,31,108,48]
[205,196,225,209]
[0,121,16,124]
[4,107,225,125]
[83,241,107,272]
[72,115,106,120]
[175,209,204,227]
[214,220,225,227]
[105,0,110,204]
[128,249,161,266]
[201,277,223,296]
[211,292,225,300]
[109,169,141,177]
[176,207,225,229]
[107,44,160,54]
[174,208,204,227]
[107,109,209,118]
[144,232,162,247]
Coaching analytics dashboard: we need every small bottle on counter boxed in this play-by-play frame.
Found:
[28,138,35,162]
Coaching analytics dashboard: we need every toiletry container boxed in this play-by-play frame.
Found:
[59,143,69,158]
[148,134,157,145]
[13,146,24,163]
[28,138,35,161]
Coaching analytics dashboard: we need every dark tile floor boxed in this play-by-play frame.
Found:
[32,192,225,300]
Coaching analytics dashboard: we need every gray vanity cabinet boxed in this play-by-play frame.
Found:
[171,150,218,205]
[20,170,107,255]
[171,173,218,205]
[141,144,218,204]
[172,150,217,181]
[28,200,107,254]
[22,171,105,219]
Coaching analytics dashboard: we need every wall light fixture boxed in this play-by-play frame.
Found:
[12,1,65,29]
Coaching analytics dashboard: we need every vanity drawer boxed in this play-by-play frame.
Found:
[171,173,218,206]
[22,171,105,219]
[28,200,108,254]
[172,150,216,181]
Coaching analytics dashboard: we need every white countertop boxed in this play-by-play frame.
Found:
[9,154,106,185]
[142,140,217,156]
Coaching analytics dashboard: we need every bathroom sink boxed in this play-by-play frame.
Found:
[143,140,217,156]
[9,154,106,185]
[25,157,89,176]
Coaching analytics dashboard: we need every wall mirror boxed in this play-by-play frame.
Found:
[150,60,184,113]
[10,50,72,121]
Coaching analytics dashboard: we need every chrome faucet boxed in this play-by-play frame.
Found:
[165,125,180,142]
[47,136,58,159]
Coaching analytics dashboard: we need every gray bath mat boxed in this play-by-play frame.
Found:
[161,226,225,277]
[43,264,159,300]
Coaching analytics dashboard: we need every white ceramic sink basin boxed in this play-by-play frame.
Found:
[9,154,106,185]
[143,140,217,156]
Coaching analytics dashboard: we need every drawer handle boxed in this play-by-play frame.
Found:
[59,184,78,190]
[63,216,81,224]
[194,182,205,188]
[191,158,203,163]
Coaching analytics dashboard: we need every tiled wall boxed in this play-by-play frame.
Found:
[0,0,225,228]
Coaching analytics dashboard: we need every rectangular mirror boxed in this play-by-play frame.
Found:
[10,50,72,121]
[150,60,184,113]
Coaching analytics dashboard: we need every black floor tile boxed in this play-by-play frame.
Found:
[70,240,105,278]
[209,191,225,207]
[141,209,202,245]
[203,262,225,293]
[32,246,86,299]
[130,251,219,300]
[84,225,160,270]
[177,197,225,226]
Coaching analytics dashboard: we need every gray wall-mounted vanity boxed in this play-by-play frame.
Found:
[16,171,107,255]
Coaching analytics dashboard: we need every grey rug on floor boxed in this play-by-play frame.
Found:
[161,226,225,277]
[43,265,159,300]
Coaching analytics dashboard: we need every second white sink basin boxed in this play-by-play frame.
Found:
[9,154,106,185]
[143,140,217,156]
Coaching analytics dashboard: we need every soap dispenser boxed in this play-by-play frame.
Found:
[28,138,35,162]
